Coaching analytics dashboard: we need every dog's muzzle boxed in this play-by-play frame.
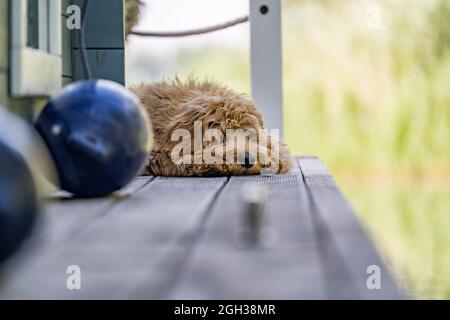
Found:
[239,152,255,169]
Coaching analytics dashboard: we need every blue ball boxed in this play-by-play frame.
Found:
[0,141,38,262]
[35,80,152,198]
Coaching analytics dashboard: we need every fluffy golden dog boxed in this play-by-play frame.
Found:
[131,78,292,176]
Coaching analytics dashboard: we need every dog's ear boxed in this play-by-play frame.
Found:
[269,136,293,174]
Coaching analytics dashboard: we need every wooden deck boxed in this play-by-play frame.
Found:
[0,157,403,299]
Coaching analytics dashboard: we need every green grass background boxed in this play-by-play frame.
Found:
[128,0,450,299]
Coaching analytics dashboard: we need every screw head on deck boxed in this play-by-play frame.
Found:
[237,182,275,248]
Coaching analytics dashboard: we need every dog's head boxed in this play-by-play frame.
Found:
[162,82,292,176]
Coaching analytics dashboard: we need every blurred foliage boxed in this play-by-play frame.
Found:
[280,0,449,298]
[337,174,450,299]
[282,0,449,173]
[128,0,450,298]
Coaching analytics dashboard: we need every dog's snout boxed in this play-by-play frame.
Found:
[239,152,255,169]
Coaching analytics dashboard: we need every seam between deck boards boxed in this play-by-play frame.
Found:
[0,177,158,284]
[64,177,157,239]
[38,177,156,248]
[292,157,357,298]
[301,178,361,299]
[297,157,403,299]
[123,177,231,299]
[296,157,363,298]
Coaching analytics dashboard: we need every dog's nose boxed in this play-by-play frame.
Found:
[239,152,255,169]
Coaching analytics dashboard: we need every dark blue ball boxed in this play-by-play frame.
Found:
[35,80,152,198]
[0,141,38,262]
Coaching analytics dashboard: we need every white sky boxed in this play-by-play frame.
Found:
[127,0,250,58]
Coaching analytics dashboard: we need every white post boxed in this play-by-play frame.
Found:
[250,0,283,138]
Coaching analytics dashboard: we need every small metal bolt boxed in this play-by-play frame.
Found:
[260,5,269,15]
[240,183,270,246]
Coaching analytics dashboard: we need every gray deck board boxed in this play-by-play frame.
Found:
[297,157,403,299]
[0,177,153,299]
[169,168,328,299]
[0,177,227,299]
[0,157,403,299]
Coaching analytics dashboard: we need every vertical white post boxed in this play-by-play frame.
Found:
[250,0,283,138]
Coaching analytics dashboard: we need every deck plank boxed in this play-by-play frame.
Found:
[297,156,403,299]
[0,177,227,299]
[0,177,154,299]
[169,167,329,299]
[0,157,403,299]
[40,177,154,244]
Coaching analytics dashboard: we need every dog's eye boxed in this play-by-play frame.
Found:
[210,137,224,145]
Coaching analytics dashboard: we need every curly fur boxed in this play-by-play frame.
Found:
[130,78,293,177]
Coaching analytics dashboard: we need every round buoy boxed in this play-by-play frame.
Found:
[0,107,56,263]
[0,141,39,262]
[35,80,152,198]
